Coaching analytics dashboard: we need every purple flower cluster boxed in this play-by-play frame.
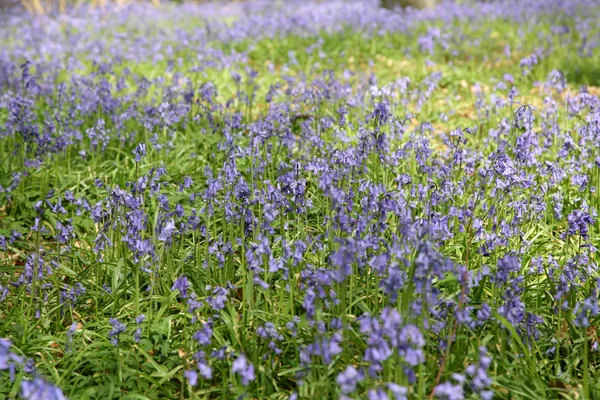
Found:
[1,0,600,397]
[1,340,66,399]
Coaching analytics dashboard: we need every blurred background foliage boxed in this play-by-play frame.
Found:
[13,0,448,15]
[18,0,159,14]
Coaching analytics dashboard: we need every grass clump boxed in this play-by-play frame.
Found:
[1,1,600,399]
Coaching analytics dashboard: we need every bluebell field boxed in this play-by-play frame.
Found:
[1,0,600,399]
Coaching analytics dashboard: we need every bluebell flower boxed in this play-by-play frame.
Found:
[304,332,343,365]
[198,361,212,379]
[0,285,8,302]
[133,142,146,162]
[465,347,493,396]
[66,323,77,352]
[20,377,67,400]
[159,219,176,242]
[184,370,198,386]
[232,354,255,386]
[368,388,389,400]
[0,339,23,376]
[386,383,408,400]
[207,286,229,311]
[193,320,213,346]
[134,328,142,343]
[566,209,595,240]
[477,303,492,325]
[171,275,190,299]
[211,347,227,360]
[336,365,363,394]
[495,254,520,285]
[573,297,600,328]
[434,382,464,400]
[109,318,126,346]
